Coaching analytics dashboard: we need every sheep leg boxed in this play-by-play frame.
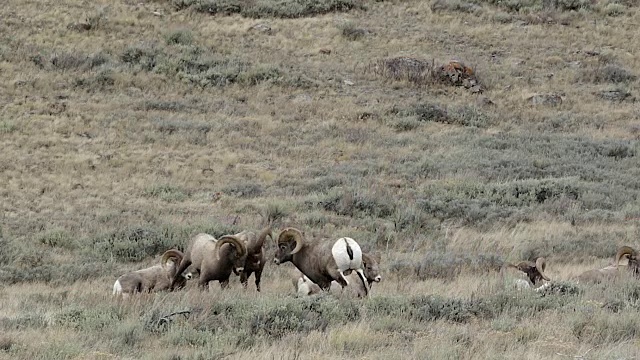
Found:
[198,279,210,291]
[328,267,349,288]
[355,269,369,296]
[240,271,250,289]
[339,271,350,287]
[220,279,229,289]
[254,269,262,292]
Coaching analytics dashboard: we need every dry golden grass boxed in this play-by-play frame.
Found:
[3,0,640,358]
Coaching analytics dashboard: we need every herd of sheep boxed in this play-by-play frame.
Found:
[112,226,640,298]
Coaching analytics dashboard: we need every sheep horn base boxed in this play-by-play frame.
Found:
[216,235,247,260]
[278,227,304,254]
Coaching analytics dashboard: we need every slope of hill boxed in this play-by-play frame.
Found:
[1,0,640,358]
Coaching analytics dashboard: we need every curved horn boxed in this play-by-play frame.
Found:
[278,227,304,254]
[254,226,272,250]
[161,249,184,269]
[215,235,247,260]
[535,257,550,281]
[615,246,637,266]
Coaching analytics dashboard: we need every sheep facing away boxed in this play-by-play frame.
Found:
[274,227,369,296]
[170,233,247,290]
[576,246,639,283]
[113,249,192,297]
[235,227,272,292]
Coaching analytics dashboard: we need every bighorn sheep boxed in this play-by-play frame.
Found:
[234,227,271,291]
[291,253,382,297]
[576,246,639,283]
[292,273,322,296]
[170,233,247,290]
[329,252,382,297]
[274,227,369,296]
[113,249,192,297]
[293,252,382,298]
[500,257,550,291]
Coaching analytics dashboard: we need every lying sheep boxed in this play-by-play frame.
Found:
[576,246,639,283]
[291,273,322,296]
[500,257,550,291]
[274,227,369,296]
[113,249,192,297]
[171,233,247,290]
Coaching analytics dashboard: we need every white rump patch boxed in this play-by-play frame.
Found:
[331,238,363,276]
[113,280,123,295]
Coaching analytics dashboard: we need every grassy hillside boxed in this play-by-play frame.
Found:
[1,0,640,358]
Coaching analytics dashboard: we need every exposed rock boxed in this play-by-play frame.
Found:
[525,93,563,106]
[248,23,272,34]
[291,93,312,103]
[596,89,634,102]
[436,60,484,93]
[469,85,484,94]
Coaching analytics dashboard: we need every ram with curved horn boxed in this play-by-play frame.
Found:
[170,233,248,290]
[273,227,369,296]
[576,246,639,283]
[196,235,248,289]
[235,227,272,292]
[500,257,551,291]
[113,249,193,297]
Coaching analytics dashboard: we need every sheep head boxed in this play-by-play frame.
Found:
[615,246,640,276]
[161,249,184,277]
[215,235,248,273]
[514,257,550,285]
[161,249,191,290]
[615,246,637,266]
[362,252,382,285]
[273,227,304,265]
